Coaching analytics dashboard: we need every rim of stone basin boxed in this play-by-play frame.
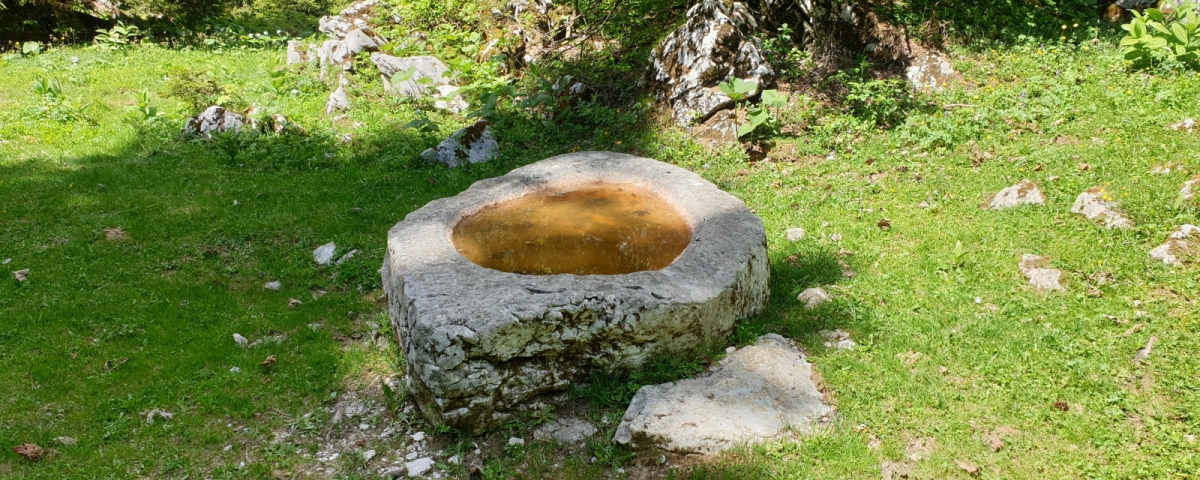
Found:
[386,151,762,284]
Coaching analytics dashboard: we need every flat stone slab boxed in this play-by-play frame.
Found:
[613,334,832,454]
[983,179,1045,210]
[382,152,769,433]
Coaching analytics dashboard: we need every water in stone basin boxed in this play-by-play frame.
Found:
[452,184,692,275]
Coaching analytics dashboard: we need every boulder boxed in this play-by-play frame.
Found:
[1071,187,1133,229]
[646,0,774,126]
[328,28,386,71]
[906,48,961,92]
[432,85,469,114]
[1149,225,1199,266]
[326,82,351,115]
[319,0,380,39]
[983,179,1045,209]
[419,119,499,167]
[796,287,830,309]
[370,54,450,96]
[1018,254,1065,292]
[382,152,770,432]
[613,334,832,454]
[286,40,311,65]
[183,106,245,139]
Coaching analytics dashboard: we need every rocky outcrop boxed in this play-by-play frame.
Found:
[183,106,245,138]
[646,0,774,126]
[370,54,450,96]
[983,179,1045,210]
[1149,225,1199,266]
[613,334,831,454]
[419,119,499,167]
[318,0,380,39]
[1071,187,1134,229]
[906,48,962,92]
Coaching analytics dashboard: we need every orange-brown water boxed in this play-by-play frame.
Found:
[452,185,692,275]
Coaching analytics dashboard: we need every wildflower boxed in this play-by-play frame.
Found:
[616,140,622,145]
[1061,36,1066,41]
[1061,24,1068,30]
[1073,23,1079,28]
[1038,49,1044,55]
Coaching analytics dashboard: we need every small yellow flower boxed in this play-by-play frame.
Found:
[1061,36,1066,41]
[1126,90,1133,95]
[1062,24,1068,30]
[1019,167,1025,171]
[1038,49,1044,55]
[615,140,622,145]
[1074,23,1079,28]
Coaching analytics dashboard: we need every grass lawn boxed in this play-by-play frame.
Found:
[1,33,1199,479]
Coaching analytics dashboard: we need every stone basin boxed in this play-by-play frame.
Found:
[382,151,769,432]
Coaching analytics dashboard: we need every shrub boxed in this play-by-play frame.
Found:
[1121,0,1200,71]
[164,67,243,112]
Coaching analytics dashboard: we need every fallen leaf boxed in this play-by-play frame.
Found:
[955,459,980,474]
[1086,286,1103,298]
[1053,399,1069,411]
[1122,324,1143,337]
[877,218,891,230]
[12,269,29,282]
[288,298,302,309]
[103,227,128,241]
[1077,163,1091,171]
[12,444,42,461]
[736,168,749,176]
[102,357,129,373]
[261,355,277,367]
[144,408,174,425]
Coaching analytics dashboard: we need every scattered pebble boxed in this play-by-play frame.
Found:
[361,449,376,462]
[508,437,525,446]
[1134,336,1158,365]
[830,233,843,242]
[233,333,249,346]
[230,366,241,373]
[1018,254,1066,292]
[819,329,856,350]
[53,436,77,446]
[796,287,830,309]
[785,228,805,242]
[223,445,233,452]
[12,269,29,282]
[411,431,426,442]
[336,249,361,264]
[1,258,9,264]
[264,280,281,290]
[288,298,303,308]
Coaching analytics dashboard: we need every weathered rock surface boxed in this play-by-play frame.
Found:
[1071,187,1134,229]
[383,152,770,432]
[1149,225,1199,266]
[906,49,961,92]
[183,106,246,138]
[647,0,773,126]
[613,334,831,454]
[1018,254,1065,292]
[286,40,311,65]
[319,0,379,39]
[796,287,830,309]
[314,242,337,266]
[1169,117,1196,133]
[533,417,597,444]
[326,77,351,115]
[371,54,450,96]
[419,119,499,167]
[785,227,806,242]
[820,329,856,351]
[983,179,1045,210]
[1182,175,1199,202]
[327,28,386,71]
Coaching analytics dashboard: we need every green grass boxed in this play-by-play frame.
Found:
[2,29,1199,480]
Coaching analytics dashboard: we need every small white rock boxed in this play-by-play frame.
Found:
[336,249,361,265]
[224,445,233,452]
[406,457,435,477]
[508,437,525,446]
[1,258,9,265]
[830,233,843,242]
[230,366,241,373]
[411,431,426,442]
[362,449,376,462]
[796,287,831,309]
[233,333,249,346]
[313,242,337,266]
[785,227,806,242]
[263,280,281,291]
[725,346,737,354]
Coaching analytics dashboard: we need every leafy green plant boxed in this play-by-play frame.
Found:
[1121,0,1200,71]
[94,22,142,49]
[125,90,161,124]
[830,57,920,127]
[22,41,42,55]
[31,76,93,122]
[717,78,788,138]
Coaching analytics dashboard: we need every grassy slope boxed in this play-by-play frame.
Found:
[1,36,1198,479]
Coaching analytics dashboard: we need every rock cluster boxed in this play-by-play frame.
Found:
[613,334,832,454]
[183,106,295,138]
[646,1,773,127]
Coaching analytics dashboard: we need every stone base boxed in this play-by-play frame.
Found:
[382,152,769,433]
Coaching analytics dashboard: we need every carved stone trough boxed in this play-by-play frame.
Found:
[382,151,769,432]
